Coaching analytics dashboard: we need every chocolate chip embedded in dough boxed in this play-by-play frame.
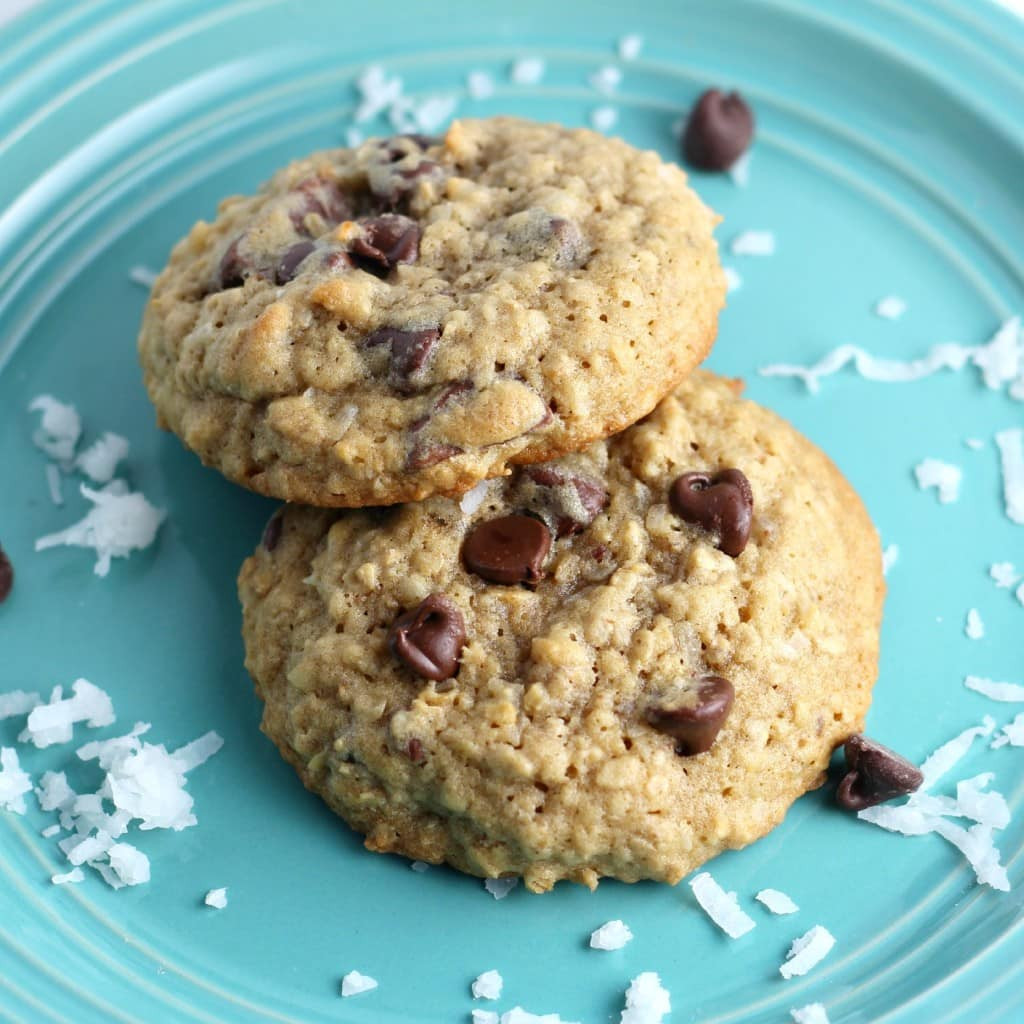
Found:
[835,735,924,811]
[363,325,441,393]
[646,677,734,755]
[462,514,552,586]
[261,513,283,552]
[275,241,317,285]
[388,593,466,681]
[669,468,753,557]
[522,466,608,537]
[350,215,421,274]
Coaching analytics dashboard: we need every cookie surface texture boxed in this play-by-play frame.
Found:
[238,373,884,891]
[138,117,725,506]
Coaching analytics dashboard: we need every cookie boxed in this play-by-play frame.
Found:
[237,372,884,892]
[139,117,725,507]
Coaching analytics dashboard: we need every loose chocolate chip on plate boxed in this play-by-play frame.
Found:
[669,468,753,557]
[261,513,283,552]
[646,676,734,756]
[388,593,466,681]
[683,89,755,171]
[0,544,13,604]
[524,466,609,537]
[350,214,421,274]
[363,325,441,392]
[463,514,552,586]
[275,241,316,285]
[836,735,924,811]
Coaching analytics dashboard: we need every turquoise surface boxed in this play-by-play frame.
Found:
[1,1,1023,1021]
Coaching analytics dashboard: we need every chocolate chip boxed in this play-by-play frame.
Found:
[836,735,923,811]
[350,214,421,274]
[261,513,283,552]
[368,138,443,207]
[322,249,353,273]
[388,593,466,680]
[523,466,608,537]
[363,325,441,392]
[406,738,426,764]
[0,544,13,605]
[218,236,247,290]
[290,176,350,230]
[275,241,316,285]
[407,441,462,470]
[433,380,473,410]
[683,89,755,171]
[669,468,753,557]
[646,676,734,755]
[462,514,551,586]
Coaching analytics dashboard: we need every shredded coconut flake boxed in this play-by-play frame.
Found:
[45,463,64,506]
[779,925,835,979]
[965,676,1024,702]
[965,437,985,450]
[484,876,518,900]
[1018,581,1024,607]
[0,748,33,814]
[20,679,115,748]
[589,66,622,94]
[354,65,403,123]
[755,888,799,915]
[51,867,85,886]
[995,428,1024,524]
[919,718,995,791]
[410,860,430,872]
[689,871,756,938]
[107,843,150,886]
[472,970,503,1000]
[914,459,962,504]
[510,57,545,85]
[882,544,899,575]
[170,731,224,772]
[344,126,363,148]
[74,433,130,484]
[874,295,907,320]
[129,266,157,288]
[791,1004,831,1024]
[618,34,643,60]
[724,267,742,293]
[965,609,984,640]
[29,395,81,464]
[467,70,495,100]
[340,971,378,997]
[728,152,751,187]
[991,713,1024,749]
[41,823,62,838]
[589,919,634,950]
[590,106,618,132]
[990,562,1019,588]
[0,690,41,720]
[620,971,671,1024]
[35,483,165,577]
[501,1011,580,1024]
[972,317,1022,390]
[460,480,491,516]
[730,230,775,256]
[205,887,228,909]
[955,774,1010,830]
[473,1012,500,1024]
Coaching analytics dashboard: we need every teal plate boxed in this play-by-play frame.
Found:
[1,2,1023,1021]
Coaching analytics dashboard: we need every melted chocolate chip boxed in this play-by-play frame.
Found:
[290,176,350,231]
[406,738,426,764]
[322,249,354,273]
[683,89,755,171]
[275,241,316,285]
[218,236,248,290]
[363,325,441,392]
[523,466,609,537]
[350,215,421,274]
[388,593,466,680]
[407,441,462,470]
[646,676,734,755]
[368,138,443,207]
[261,513,283,552]
[0,544,13,605]
[669,468,753,557]
[462,514,551,586]
[836,735,923,811]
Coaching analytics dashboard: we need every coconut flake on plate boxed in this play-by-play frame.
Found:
[914,459,962,504]
[51,867,85,886]
[724,267,742,293]
[791,1004,831,1024]
[472,969,503,1000]
[972,317,1022,390]
[340,971,378,997]
[170,731,224,772]
[41,823,62,838]
[510,57,545,85]
[484,876,518,900]
[0,690,41,720]
[473,1012,500,1024]
[205,887,228,909]
[779,925,835,979]
[995,428,1024,524]
[955,774,1011,830]
[689,871,756,938]
[590,106,618,132]
[964,437,985,450]
[882,544,899,575]
[727,152,751,187]
[20,679,115,748]
[0,748,33,814]
[467,71,495,100]
[965,609,985,640]
[502,1010,581,1024]
[964,676,1024,702]
[874,295,907,320]
[730,230,775,256]
[344,126,363,148]
[918,717,995,791]
[410,860,430,872]
[619,971,671,1024]
[45,463,64,506]
[991,713,1024,749]
[29,395,81,464]
[354,65,404,123]
[589,919,634,950]
[589,66,622,94]
[129,266,158,288]
[990,562,1019,588]
[755,888,799,915]
[618,34,643,60]
[74,432,130,484]
[107,843,151,886]
[35,483,165,577]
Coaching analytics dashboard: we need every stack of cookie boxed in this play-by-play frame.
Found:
[138,117,883,893]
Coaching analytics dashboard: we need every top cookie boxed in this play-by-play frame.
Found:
[138,117,725,506]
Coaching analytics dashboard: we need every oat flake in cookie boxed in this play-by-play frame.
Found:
[138,117,725,506]
[238,373,884,891]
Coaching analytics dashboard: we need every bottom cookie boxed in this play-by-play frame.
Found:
[238,372,884,892]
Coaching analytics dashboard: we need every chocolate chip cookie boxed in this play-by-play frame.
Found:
[139,117,725,506]
[237,372,884,891]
